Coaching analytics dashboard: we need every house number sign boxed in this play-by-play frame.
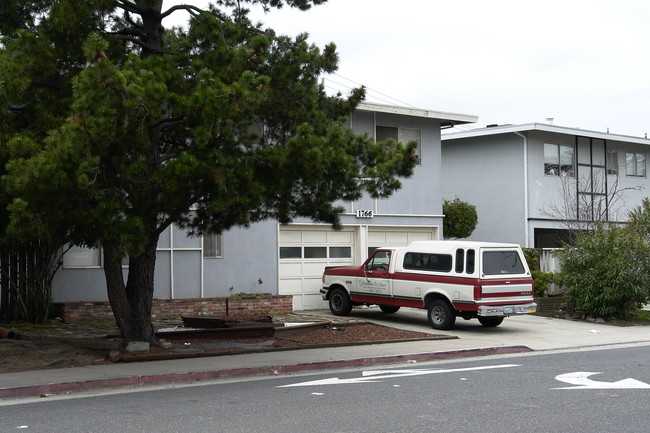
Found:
[356,210,374,218]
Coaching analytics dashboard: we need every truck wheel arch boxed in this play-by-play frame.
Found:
[324,284,347,300]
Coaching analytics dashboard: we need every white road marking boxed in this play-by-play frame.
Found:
[277,364,521,387]
[554,372,650,389]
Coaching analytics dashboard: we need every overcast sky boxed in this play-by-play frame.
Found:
[166,0,650,137]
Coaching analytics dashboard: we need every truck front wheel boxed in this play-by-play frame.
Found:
[478,316,504,327]
[329,288,353,316]
[427,300,456,330]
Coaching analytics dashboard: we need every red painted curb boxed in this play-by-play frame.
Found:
[0,345,532,399]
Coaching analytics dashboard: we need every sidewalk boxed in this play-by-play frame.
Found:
[2,309,650,399]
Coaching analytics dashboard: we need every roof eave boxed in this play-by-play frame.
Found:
[356,102,478,125]
[442,122,650,145]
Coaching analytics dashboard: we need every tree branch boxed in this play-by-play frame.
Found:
[110,34,175,55]
[116,0,142,16]
[160,4,205,20]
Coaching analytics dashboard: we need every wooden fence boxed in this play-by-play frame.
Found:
[0,243,55,322]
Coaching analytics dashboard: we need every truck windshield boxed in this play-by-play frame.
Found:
[482,250,525,275]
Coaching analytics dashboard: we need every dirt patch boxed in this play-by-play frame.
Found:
[0,322,449,373]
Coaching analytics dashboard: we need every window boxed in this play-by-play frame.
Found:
[279,246,352,259]
[365,250,391,271]
[544,143,575,176]
[63,245,101,268]
[626,152,646,177]
[330,247,352,258]
[203,233,223,258]
[304,247,327,259]
[466,249,475,274]
[279,247,301,259]
[455,249,464,273]
[403,252,452,273]
[482,251,525,275]
[607,150,618,175]
[376,126,422,165]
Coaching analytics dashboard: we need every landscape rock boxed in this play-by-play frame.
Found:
[125,341,150,353]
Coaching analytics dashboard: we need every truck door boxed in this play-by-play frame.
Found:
[356,250,392,296]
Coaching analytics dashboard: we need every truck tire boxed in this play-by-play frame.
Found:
[427,299,456,330]
[478,316,504,327]
[379,305,400,314]
[329,288,353,316]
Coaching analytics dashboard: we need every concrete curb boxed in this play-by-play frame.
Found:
[0,345,532,398]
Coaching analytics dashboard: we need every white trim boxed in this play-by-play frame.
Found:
[357,102,478,125]
[514,132,530,248]
[443,122,650,146]
[341,212,445,218]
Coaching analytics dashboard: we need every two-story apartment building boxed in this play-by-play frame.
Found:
[53,102,477,311]
[441,123,649,248]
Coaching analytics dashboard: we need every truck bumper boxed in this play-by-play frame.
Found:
[320,287,328,300]
[478,302,537,317]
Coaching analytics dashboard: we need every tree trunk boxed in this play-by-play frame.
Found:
[103,238,159,343]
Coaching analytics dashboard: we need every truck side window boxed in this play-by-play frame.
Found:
[404,252,426,270]
[455,249,464,273]
[366,250,391,271]
[466,249,475,273]
[426,254,452,272]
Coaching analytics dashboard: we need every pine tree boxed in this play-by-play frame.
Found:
[0,1,416,342]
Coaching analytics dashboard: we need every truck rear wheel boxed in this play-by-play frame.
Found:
[379,305,400,314]
[427,299,456,330]
[329,288,352,316]
[478,316,504,327]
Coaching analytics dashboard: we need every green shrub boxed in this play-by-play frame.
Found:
[531,270,554,297]
[556,224,650,318]
[523,248,541,270]
[443,198,478,239]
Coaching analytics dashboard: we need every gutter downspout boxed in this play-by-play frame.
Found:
[514,132,530,248]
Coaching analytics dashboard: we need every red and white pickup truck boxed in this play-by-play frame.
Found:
[321,240,537,329]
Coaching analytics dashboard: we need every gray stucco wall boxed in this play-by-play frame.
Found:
[202,221,278,298]
[442,133,527,245]
[349,110,443,218]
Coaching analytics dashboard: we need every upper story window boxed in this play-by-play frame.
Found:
[203,233,223,258]
[544,143,575,177]
[607,150,618,175]
[626,152,646,177]
[376,126,421,165]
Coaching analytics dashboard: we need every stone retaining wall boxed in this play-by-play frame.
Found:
[55,295,293,323]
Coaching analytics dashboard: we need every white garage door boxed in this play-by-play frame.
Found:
[279,225,436,311]
[367,228,434,253]
[278,227,355,311]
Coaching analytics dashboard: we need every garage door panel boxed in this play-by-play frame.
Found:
[385,232,409,244]
[279,230,302,243]
[302,230,328,243]
[303,261,330,275]
[279,262,302,276]
[279,278,303,293]
[368,231,386,244]
[408,232,432,242]
[327,231,353,243]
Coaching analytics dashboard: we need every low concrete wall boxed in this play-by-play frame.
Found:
[55,295,293,323]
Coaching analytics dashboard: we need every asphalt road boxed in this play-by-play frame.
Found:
[2,344,649,433]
